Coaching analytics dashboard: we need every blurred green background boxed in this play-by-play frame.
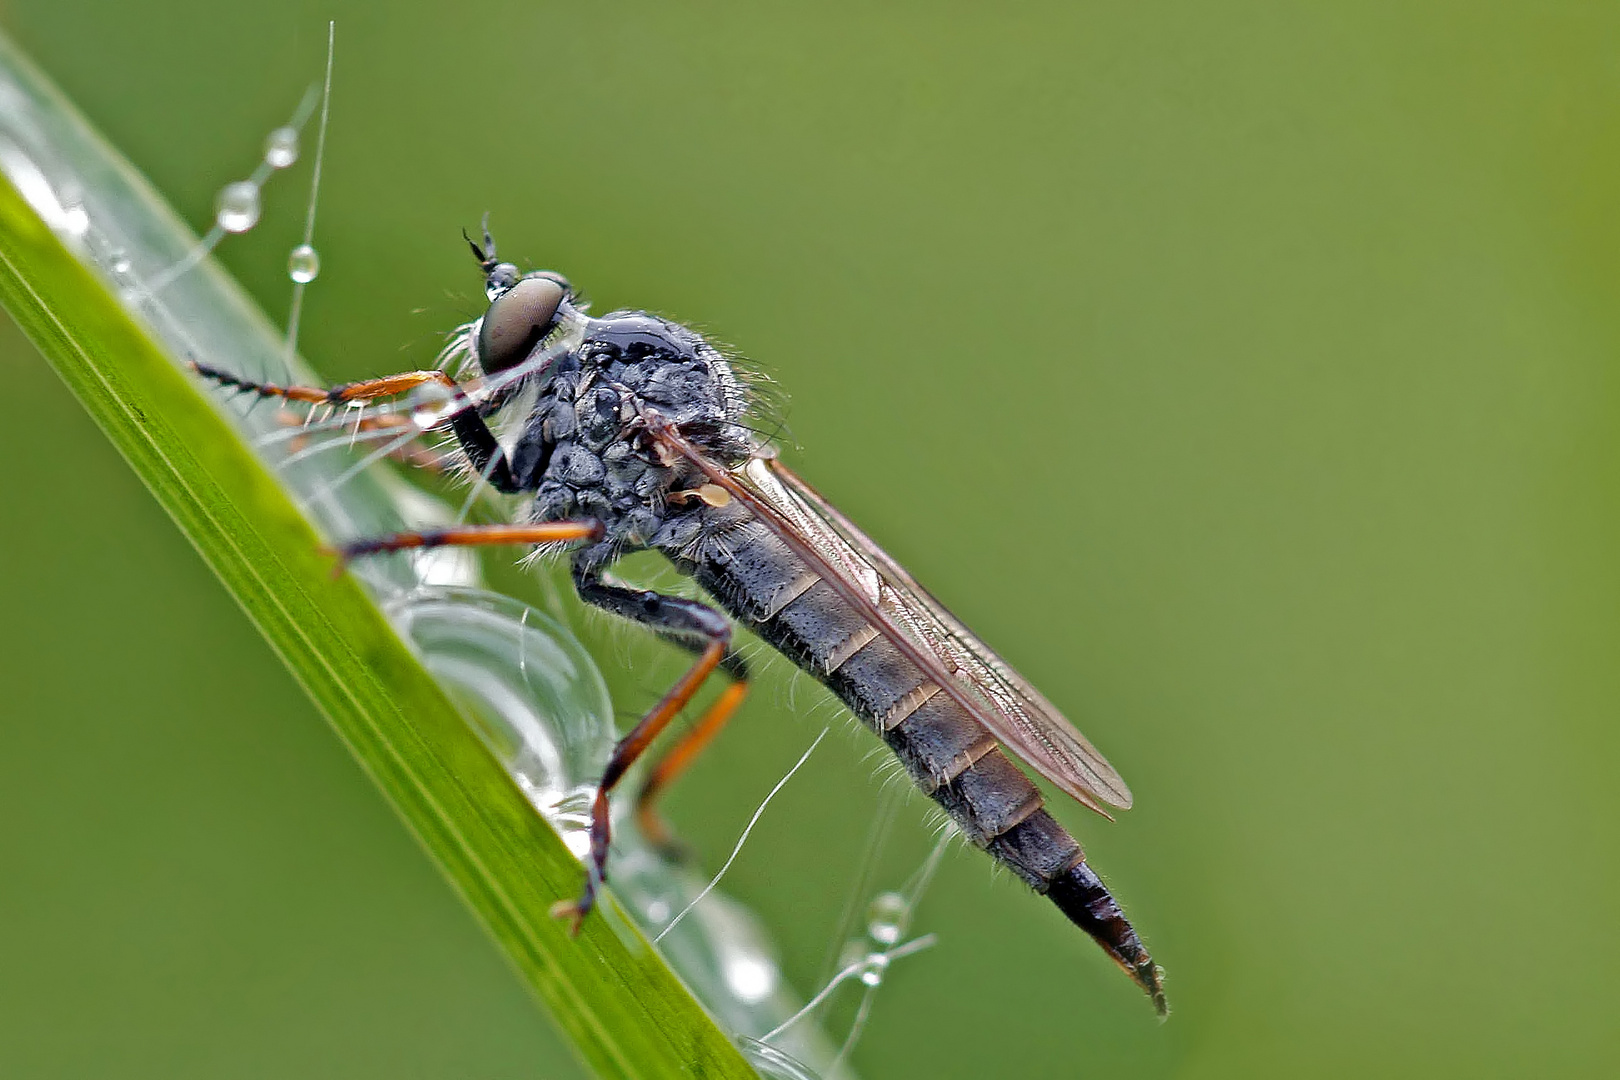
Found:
[3,2,1618,1076]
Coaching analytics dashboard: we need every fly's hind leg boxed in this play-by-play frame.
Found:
[634,643,749,862]
[558,563,737,932]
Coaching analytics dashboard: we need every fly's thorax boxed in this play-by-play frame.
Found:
[578,310,754,456]
[522,310,752,560]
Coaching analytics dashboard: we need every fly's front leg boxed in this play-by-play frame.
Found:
[269,408,448,472]
[189,361,525,493]
[190,361,459,405]
[556,563,737,933]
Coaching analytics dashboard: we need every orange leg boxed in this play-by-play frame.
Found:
[191,361,460,404]
[275,409,447,471]
[194,359,523,493]
[635,668,749,859]
[328,522,605,572]
[550,636,731,935]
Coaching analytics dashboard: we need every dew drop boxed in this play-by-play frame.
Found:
[866,890,909,948]
[857,951,890,988]
[723,954,777,1004]
[107,250,132,276]
[405,379,455,429]
[288,243,321,283]
[59,199,89,238]
[215,181,261,233]
[264,126,299,168]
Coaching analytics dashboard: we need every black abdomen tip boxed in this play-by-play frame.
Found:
[1047,860,1168,1016]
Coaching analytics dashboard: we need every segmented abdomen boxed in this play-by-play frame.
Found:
[672,515,1162,1007]
[670,514,1166,1003]
[678,518,1082,890]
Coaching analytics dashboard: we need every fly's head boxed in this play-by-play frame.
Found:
[463,217,578,380]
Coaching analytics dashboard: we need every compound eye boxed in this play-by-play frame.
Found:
[477,276,567,372]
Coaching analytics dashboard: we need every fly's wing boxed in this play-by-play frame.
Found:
[749,457,1133,813]
[640,415,1131,815]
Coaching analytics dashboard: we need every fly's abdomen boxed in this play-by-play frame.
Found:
[686,519,1079,874]
[681,517,1164,1010]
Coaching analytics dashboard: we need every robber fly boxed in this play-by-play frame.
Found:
[193,224,1167,1014]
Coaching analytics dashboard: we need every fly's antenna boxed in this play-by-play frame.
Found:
[462,228,489,270]
[464,211,500,274]
[465,211,522,297]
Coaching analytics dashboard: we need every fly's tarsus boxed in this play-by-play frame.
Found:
[189,359,328,403]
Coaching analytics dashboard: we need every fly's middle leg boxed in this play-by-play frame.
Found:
[326,520,604,566]
[560,564,737,931]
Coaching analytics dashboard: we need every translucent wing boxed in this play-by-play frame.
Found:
[749,458,1133,813]
[642,416,1131,815]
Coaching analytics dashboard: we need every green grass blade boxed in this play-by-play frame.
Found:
[0,129,755,1080]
